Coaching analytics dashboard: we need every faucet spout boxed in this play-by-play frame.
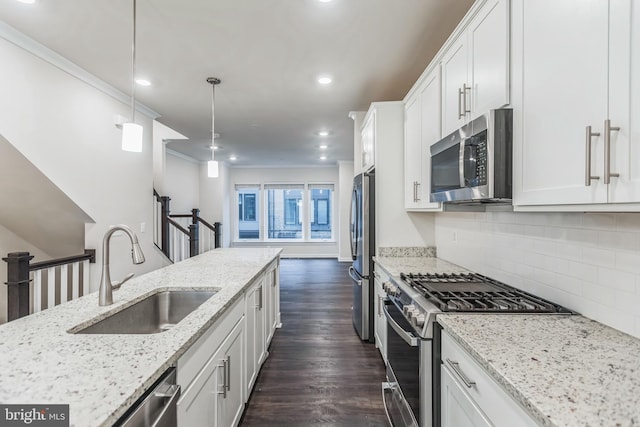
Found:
[99,224,146,306]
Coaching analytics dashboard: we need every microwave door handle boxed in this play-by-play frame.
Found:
[459,139,466,188]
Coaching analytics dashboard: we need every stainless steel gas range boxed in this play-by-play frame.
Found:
[381,272,572,427]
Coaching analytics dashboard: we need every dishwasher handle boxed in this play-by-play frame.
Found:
[152,384,180,427]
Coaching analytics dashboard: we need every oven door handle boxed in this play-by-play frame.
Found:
[383,305,419,347]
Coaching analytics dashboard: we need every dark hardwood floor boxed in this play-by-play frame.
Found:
[239,258,389,427]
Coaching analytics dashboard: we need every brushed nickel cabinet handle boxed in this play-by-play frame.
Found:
[458,87,464,119]
[446,358,476,388]
[415,182,420,202]
[218,359,227,398]
[604,119,620,184]
[226,356,231,391]
[462,83,471,115]
[585,125,601,186]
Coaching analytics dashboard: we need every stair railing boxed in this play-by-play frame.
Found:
[3,250,95,321]
[153,190,221,263]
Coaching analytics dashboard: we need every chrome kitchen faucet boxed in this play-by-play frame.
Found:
[98,224,145,306]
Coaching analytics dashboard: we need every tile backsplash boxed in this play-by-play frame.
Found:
[435,212,640,339]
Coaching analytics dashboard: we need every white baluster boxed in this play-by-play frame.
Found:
[33,270,42,313]
[60,264,68,304]
[82,259,89,296]
[72,261,80,300]
[47,267,56,310]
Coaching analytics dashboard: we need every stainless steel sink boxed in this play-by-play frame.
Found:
[74,290,218,334]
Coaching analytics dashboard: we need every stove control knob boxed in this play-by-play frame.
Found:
[402,304,417,316]
[385,283,398,296]
[382,281,392,293]
[412,314,426,327]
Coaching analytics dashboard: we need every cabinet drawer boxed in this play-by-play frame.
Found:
[441,331,538,427]
[178,296,244,389]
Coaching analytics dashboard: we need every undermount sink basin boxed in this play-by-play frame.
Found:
[74,290,218,334]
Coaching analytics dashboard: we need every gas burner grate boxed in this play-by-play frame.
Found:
[400,272,571,313]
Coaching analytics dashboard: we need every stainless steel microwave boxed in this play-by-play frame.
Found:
[430,109,512,203]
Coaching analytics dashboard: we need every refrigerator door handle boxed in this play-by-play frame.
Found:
[349,188,358,260]
[349,266,363,286]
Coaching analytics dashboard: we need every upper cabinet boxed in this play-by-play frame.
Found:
[441,0,510,137]
[361,110,376,172]
[512,0,640,209]
[404,67,442,210]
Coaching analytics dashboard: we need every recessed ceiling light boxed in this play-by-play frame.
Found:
[16,0,36,4]
[135,78,151,86]
[209,145,219,150]
[320,156,327,161]
[229,155,237,161]
[318,131,329,137]
[319,145,328,150]
[318,0,333,2]
[317,76,332,85]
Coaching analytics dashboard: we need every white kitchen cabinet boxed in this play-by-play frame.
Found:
[513,0,640,209]
[244,275,266,397]
[177,298,245,427]
[373,268,388,362]
[404,67,442,211]
[361,110,376,172]
[265,260,280,344]
[441,0,510,137]
[440,329,538,427]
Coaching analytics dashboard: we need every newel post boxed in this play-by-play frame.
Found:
[214,222,222,249]
[189,209,200,258]
[3,252,34,321]
[160,196,171,259]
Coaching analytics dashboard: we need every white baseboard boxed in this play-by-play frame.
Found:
[338,256,353,262]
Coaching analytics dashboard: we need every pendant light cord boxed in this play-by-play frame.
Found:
[211,81,215,162]
[131,0,137,123]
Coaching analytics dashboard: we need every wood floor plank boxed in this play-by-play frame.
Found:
[239,258,388,427]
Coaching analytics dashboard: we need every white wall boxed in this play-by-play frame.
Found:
[199,161,231,248]
[165,150,200,214]
[435,211,640,339]
[228,166,340,257]
[0,35,167,297]
[338,161,354,261]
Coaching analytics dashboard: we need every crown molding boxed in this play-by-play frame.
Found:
[0,20,160,119]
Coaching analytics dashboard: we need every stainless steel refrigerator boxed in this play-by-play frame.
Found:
[349,170,375,342]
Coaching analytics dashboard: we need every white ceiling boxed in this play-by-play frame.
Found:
[0,0,474,166]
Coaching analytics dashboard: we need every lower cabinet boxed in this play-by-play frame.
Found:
[373,268,388,362]
[177,298,245,427]
[440,330,538,427]
[176,257,281,427]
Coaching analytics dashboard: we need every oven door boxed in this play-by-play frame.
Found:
[382,302,421,427]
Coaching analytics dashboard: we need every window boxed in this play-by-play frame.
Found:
[233,183,334,242]
[266,184,303,240]
[235,185,260,239]
[309,184,334,240]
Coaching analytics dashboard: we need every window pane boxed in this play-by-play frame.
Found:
[236,187,260,239]
[267,188,302,239]
[310,188,332,239]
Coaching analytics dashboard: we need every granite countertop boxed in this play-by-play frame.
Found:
[438,314,640,427]
[373,256,468,278]
[0,247,282,427]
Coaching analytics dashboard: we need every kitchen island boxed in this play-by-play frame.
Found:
[0,247,281,427]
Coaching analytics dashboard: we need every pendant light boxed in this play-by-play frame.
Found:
[122,0,143,152]
[207,77,221,178]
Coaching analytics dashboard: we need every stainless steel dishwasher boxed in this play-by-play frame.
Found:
[115,367,180,427]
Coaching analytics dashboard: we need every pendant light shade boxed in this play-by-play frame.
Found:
[122,122,143,152]
[207,77,221,178]
[121,0,143,152]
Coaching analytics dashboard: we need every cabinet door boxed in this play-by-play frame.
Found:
[361,111,376,172]
[419,68,442,209]
[441,35,468,136]
[609,0,640,203]
[244,285,257,398]
[441,365,492,427]
[177,346,224,427]
[468,0,509,116]
[404,94,422,209]
[373,276,386,361]
[515,0,609,206]
[221,322,245,427]
[266,266,278,343]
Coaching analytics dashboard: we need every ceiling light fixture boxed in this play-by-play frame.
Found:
[318,131,329,137]
[206,77,221,178]
[229,155,237,161]
[318,76,332,85]
[320,145,328,150]
[320,156,327,161]
[135,78,151,86]
[16,0,36,4]
[121,0,143,152]
[318,0,333,2]
[209,145,219,150]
